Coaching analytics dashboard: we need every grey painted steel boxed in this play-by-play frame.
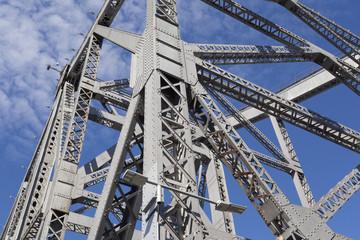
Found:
[94,26,141,54]
[88,95,142,239]
[206,153,236,233]
[122,170,246,214]
[189,43,315,65]
[137,2,208,237]
[227,55,358,129]
[39,43,97,238]
[205,88,307,174]
[313,165,360,221]
[1,86,64,240]
[270,116,315,207]
[206,88,290,163]
[88,107,125,131]
[189,81,351,239]
[196,59,360,153]
[270,0,360,65]
[2,0,360,239]
[200,0,360,96]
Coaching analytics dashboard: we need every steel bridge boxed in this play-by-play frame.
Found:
[1,0,360,239]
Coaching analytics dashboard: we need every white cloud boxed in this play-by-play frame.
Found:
[0,0,353,164]
[0,0,96,162]
[0,0,149,165]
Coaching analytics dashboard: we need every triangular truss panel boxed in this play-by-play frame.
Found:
[2,0,360,239]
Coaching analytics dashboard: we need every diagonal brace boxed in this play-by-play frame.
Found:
[269,0,360,65]
[196,59,360,153]
[200,0,360,96]
[313,164,360,221]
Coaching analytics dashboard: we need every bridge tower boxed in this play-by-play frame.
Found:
[2,0,360,239]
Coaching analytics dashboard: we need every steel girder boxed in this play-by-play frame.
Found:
[189,43,315,65]
[200,0,360,96]
[66,0,125,84]
[313,165,360,221]
[1,84,65,240]
[269,0,360,65]
[88,94,143,240]
[269,116,315,207]
[189,83,341,239]
[226,56,357,129]
[39,34,99,239]
[205,89,315,207]
[196,60,360,153]
[2,0,360,240]
[2,1,126,238]
[206,88,289,162]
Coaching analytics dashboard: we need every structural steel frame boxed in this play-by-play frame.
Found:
[2,0,360,239]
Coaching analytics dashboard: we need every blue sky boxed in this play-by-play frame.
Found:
[0,0,360,239]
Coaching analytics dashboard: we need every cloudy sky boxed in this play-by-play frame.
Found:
[1,0,360,239]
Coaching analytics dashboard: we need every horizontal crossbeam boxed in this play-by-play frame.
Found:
[88,107,125,131]
[85,79,131,111]
[98,78,130,92]
[189,43,315,65]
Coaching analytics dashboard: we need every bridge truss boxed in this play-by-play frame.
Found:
[1,0,360,239]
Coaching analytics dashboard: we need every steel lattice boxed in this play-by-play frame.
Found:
[2,0,360,240]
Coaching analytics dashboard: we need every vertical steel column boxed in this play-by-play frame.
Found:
[140,1,207,238]
[157,72,206,239]
[139,2,163,238]
[141,70,167,240]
